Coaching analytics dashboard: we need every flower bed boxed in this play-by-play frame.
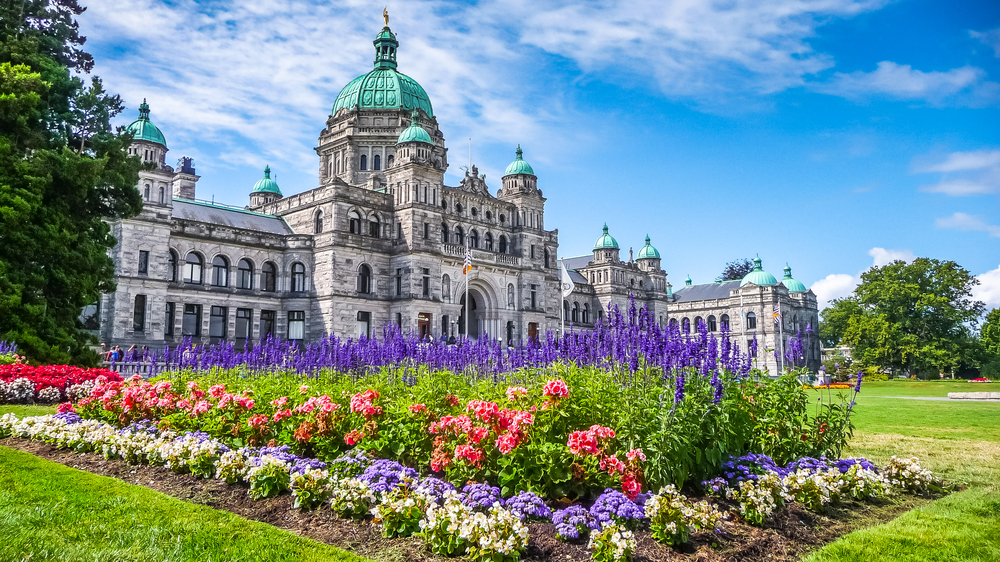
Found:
[810,383,852,389]
[0,365,122,404]
[969,378,992,383]
[0,411,940,562]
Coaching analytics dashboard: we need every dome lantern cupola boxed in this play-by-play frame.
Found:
[126,98,167,147]
[636,235,661,271]
[782,263,808,293]
[740,255,779,287]
[249,165,283,208]
[397,110,433,145]
[501,145,538,194]
[373,13,399,70]
[592,223,620,263]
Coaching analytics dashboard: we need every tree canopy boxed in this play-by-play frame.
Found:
[0,0,142,364]
[717,258,754,283]
[818,258,985,377]
[981,308,1000,359]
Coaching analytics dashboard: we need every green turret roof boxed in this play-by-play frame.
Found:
[781,264,808,293]
[252,166,282,195]
[331,25,434,117]
[741,255,779,287]
[397,110,433,144]
[685,275,693,287]
[636,235,660,259]
[504,145,535,176]
[125,99,166,146]
[593,223,619,250]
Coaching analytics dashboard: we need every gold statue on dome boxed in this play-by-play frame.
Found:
[383,7,389,26]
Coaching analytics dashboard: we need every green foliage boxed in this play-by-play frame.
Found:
[823,259,985,378]
[980,356,1000,380]
[0,1,143,365]
[716,257,754,283]
[981,308,1000,359]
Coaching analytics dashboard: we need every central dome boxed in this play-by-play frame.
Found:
[331,25,434,117]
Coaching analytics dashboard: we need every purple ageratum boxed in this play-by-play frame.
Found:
[53,411,82,425]
[504,491,552,521]
[590,489,645,528]
[120,419,159,435]
[414,477,456,505]
[328,449,372,479]
[291,457,328,475]
[462,482,502,511]
[358,459,419,494]
[552,505,598,540]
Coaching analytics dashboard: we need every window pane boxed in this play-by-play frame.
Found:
[288,310,305,340]
[260,310,275,340]
[133,295,146,332]
[209,306,227,341]
[138,251,149,275]
[165,302,175,336]
[182,304,201,336]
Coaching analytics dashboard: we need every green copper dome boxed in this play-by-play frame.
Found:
[636,235,660,259]
[741,255,778,287]
[593,223,619,250]
[397,110,432,144]
[252,166,282,195]
[125,99,166,146]
[331,25,434,117]
[685,275,693,287]
[781,264,808,293]
[504,145,535,176]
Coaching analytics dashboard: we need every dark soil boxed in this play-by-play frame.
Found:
[1,438,933,562]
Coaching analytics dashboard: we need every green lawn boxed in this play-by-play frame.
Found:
[0,403,56,417]
[803,382,1000,562]
[0,445,367,562]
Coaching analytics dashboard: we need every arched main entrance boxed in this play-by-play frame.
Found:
[458,289,483,339]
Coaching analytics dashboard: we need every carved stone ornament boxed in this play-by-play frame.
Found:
[460,165,491,196]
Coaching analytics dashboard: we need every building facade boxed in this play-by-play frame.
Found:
[98,19,820,374]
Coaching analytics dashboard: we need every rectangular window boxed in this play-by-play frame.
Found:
[397,222,402,239]
[288,310,305,341]
[182,304,201,336]
[260,310,275,340]
[530,245,536,259]
[235,308,252,348]
[165,302,175,336]
[138,251,149,276]
[422,268,430,297]
[396,312,402,327]
[356,311,371,339]
[396,268,402,296]
[423,222,430,239]
[209,306,227,343]
[530,284,537,309]
[133,295,146,332]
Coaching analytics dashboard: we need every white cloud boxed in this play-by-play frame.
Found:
[810,247,915,308]
[935,212,1000,238]
[970,27,1000,58]
[974,265,1000,309]
[915,149,1000,196]
[868,247,915,267]
[814,61,1000,105]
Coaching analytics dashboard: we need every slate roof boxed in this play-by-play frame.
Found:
[557,256,593,285]
[673,280,740,302]
[172,199,293,235]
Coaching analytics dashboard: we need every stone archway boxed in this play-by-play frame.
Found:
[456,278,501,340]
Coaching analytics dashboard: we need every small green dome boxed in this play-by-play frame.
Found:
[741,255,779,287]
[330,25,434,117]
[503,145,535,176]
[782,264,808,293]
[636,235,660,259]
[685,275,693,287]
[252,166,282,195]
[125,99,166,146]
[593,223,619,250]
[397,110,432,144]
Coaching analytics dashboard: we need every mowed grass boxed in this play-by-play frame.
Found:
[0,445,368,562]
[0,403,56,417]
[803,382,1000,562]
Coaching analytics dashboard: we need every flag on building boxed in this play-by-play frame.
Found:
[463,249,472,275]
[560,259,575,297]
[773,302,782,324]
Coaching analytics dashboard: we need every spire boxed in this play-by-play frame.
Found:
[515,144,523,160]
[138,98,150,120]
[685,274,692,287]
[410,109,420,127]
[602,223,609,234]
[753,254,763,270]
[644,234,650,244]
[373,14,399,70]
[264,165,271,179]
[783,263,793,278]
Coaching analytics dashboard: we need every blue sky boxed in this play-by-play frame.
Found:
[79,0,1000,310]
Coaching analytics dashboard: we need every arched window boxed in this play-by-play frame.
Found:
[639,280,644,288]
[793,314,798,331]
[262,262,277,292]
[708,315,717,332]
[314,210,323,233]
[694,316,703,331]
[471,207,478,217]
[669,318,678,329]
[159,186,165,204]
[583,304,590,323]
[237,259,253,289]
[682,317,691,334]
[368,215,380,237]
[507,283,515,308]
[486,210,492,221]
[184,253,203,284]
[373,154,381,170]
[387,155,394,167]
[144,185,150,200]
[454,226,464,245]
[746,312,757,330]
[485,232,493,251]
[357,264,372,294]
[291,262,306,292]
[469,229,479,249]
[456,203,463,214]
[544,248,550,268]
[442,274,451,302]
[499,214,506,224]
[441,223,449,243]
[349,210,362,234]
[211,256,229,287]
[168,250,178,282]
[498,235,507,254]
[563,300,570,320]
[721,314,730,330]
[360,154,367,170]
[441,199,448,210]
[630,279,635,287]
[572,302,579,323]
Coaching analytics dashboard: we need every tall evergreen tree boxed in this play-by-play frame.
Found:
[0,0,142,364]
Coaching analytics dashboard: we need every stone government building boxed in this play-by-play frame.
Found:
[98,19,820,375]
